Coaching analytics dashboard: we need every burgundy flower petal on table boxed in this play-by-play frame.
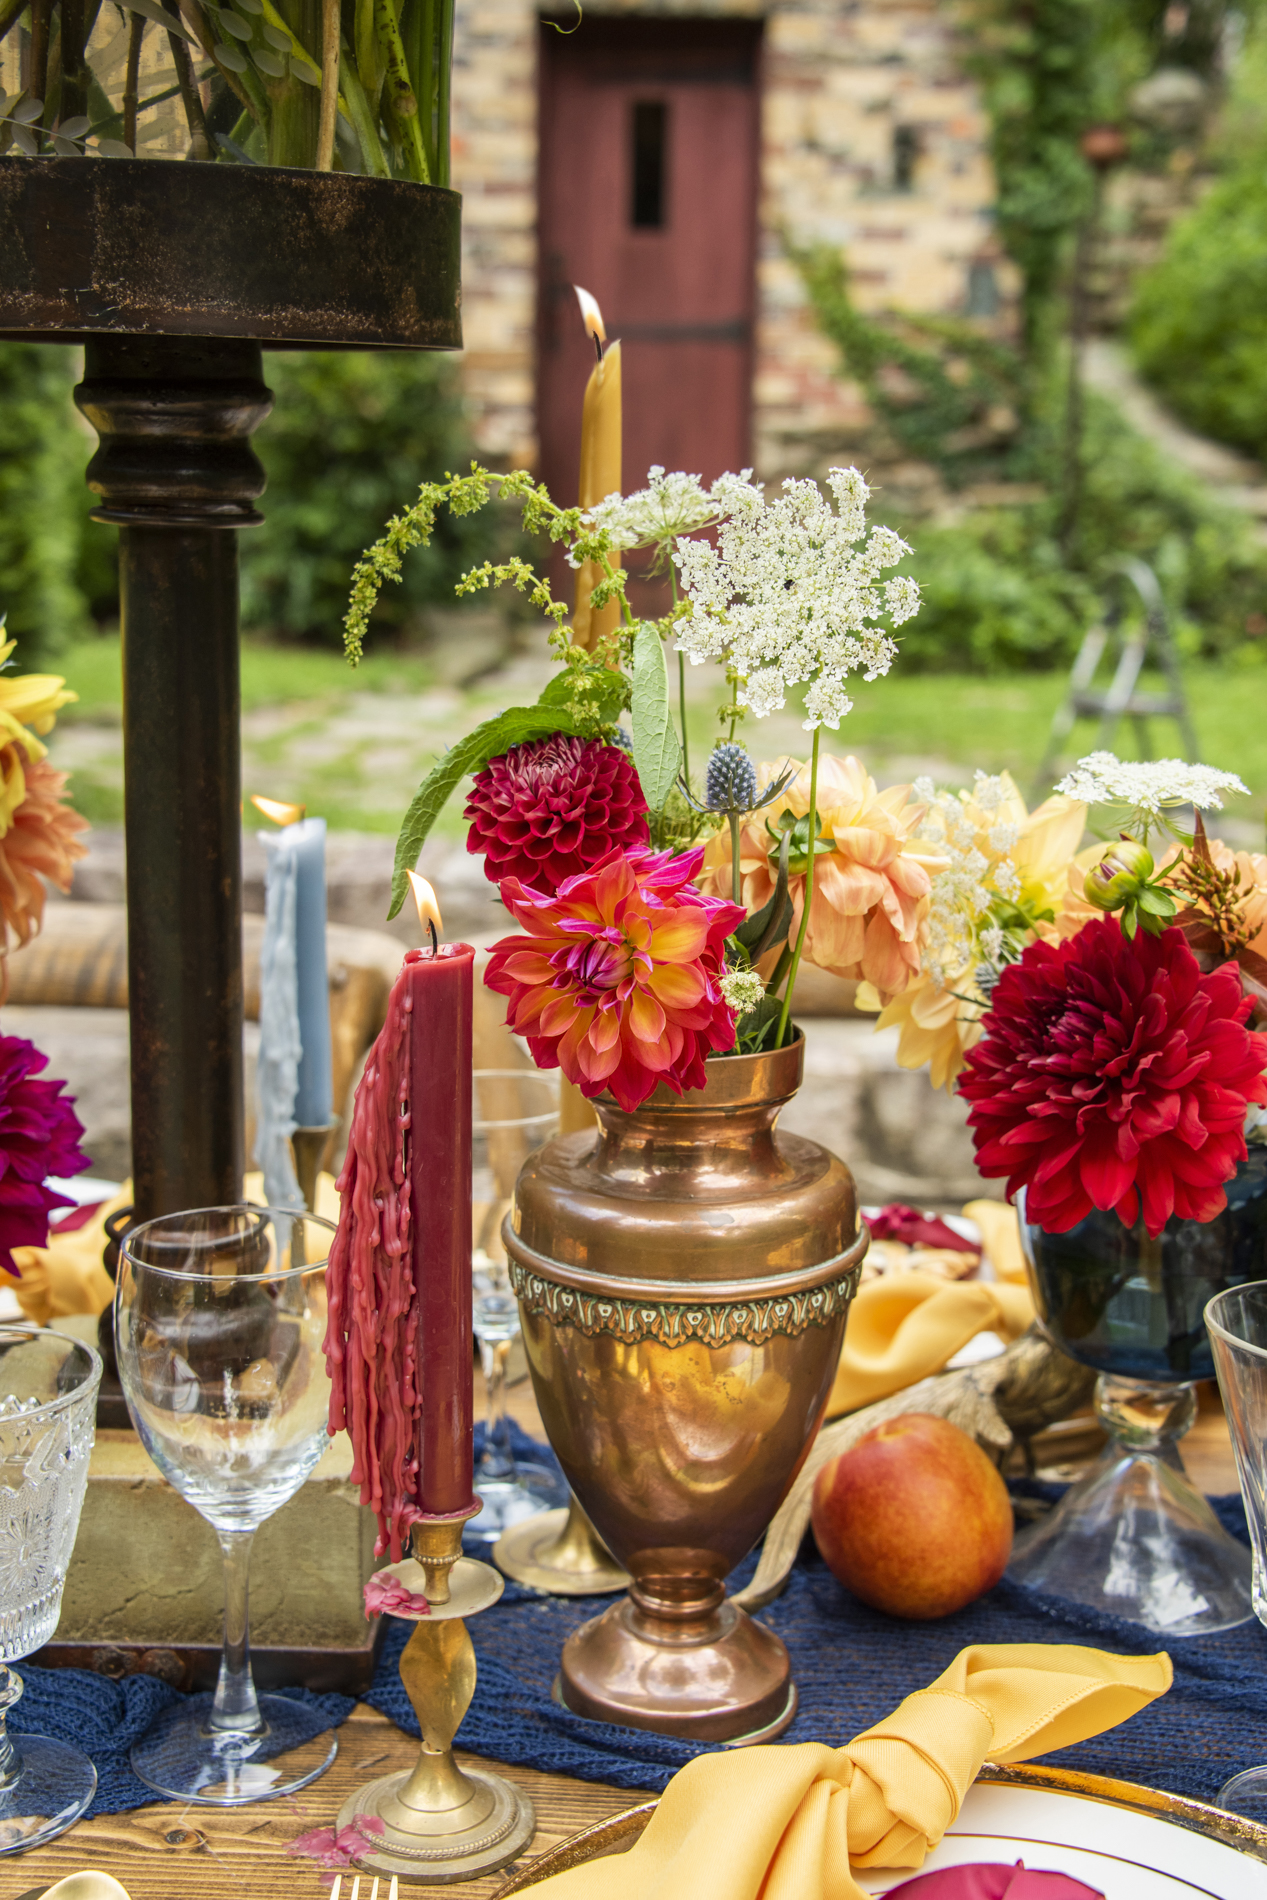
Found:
[0,1034,89,1274]
[464,735,649,895]
[958,919,1267,1238]
[286,1816,386,1869]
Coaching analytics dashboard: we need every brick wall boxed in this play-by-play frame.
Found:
[451,0,1013,482]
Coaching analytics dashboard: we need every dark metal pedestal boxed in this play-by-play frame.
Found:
[75,336,272,1221]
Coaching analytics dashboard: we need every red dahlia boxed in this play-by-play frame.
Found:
[464,735,649,895]
[0,1035,88,1273]
[958,919,1267,1237]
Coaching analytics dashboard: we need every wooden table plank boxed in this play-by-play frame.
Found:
[9,1707,648,1899]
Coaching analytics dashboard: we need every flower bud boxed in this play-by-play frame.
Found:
[706,742,758,812]
[1083,839,1155,912]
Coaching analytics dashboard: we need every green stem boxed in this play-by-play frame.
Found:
[375,0,429,181]
[776,725,820,1049]
[728,810,741,907]
[339,41,387,171]
[410,0,435,180]
[0,0,26,43]
[434,0,451,184]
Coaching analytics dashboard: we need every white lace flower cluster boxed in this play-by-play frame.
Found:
[1055,752,1248,821]
[913,773,1024,988]
[572,466,764,566]
[671,467,920,730]
[719,967,766,1014]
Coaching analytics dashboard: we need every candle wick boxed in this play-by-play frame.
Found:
[593,333,604,364]
[428,920,439,955]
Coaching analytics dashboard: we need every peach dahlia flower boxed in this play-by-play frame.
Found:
[699,754,947,1001]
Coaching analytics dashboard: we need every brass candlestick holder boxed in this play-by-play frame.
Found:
[338,1511,536,1882]
[291,1122,340,1213]
[493,1493,629,1596]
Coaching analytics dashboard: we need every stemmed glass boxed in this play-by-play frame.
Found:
[0,1325,101,1852]
[1205,1281,1267,1821]
[115,1205,338,1804]
[469,1071,568,1543]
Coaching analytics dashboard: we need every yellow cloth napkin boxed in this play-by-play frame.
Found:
[828,1270,1034,1416]
[522,1643,1170,1900]
[963,1199,1030,1285]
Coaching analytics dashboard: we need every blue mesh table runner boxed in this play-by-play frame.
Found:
[16,1424,1267,1818]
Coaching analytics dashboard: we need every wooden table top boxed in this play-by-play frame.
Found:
[11,1708,647,1900]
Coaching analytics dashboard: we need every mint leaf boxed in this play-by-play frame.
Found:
[630,623,681,813]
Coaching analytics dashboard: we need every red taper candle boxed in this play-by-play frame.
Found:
[404,937,475,1516]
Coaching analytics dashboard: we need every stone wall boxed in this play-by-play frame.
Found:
[451,0,1014,483]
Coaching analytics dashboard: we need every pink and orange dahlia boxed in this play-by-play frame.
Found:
[485,847,745,1112]
[465,735,648,895]
[958,918,1267,1237]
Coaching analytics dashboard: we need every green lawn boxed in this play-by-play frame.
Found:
[45,633,1267,846]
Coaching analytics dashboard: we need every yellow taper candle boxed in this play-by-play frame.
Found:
[571,286,622,655]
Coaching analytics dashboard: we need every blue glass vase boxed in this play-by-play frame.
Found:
[1009,1155,1265,1635]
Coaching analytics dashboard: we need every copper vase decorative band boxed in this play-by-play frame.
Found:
[503,1036,866,1744]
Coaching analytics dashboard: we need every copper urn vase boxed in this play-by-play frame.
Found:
[503,1035,865,1743]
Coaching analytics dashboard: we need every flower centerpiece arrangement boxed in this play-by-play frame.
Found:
[345,458,922,1104]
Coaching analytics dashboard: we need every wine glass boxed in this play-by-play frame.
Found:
[469,1071,568,1543]
[115,1205,338,1804]
[1205,1281,1267,1820]
[0,1325,101,1853]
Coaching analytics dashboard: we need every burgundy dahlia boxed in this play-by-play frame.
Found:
[0,1035,88,1273]
[464,735,649,894]
[958,919,1267,1238]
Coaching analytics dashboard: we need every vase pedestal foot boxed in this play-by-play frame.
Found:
[556,1585,796,1743]
[1009,1376,1252,1636]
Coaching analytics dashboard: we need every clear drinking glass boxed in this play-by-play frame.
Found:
[1205,1281,1267,1820]
[469,1071,568,1544]
[0,1325,101,1854]
[114,1205,337,1805]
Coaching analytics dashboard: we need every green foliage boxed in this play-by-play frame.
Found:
[1130,30,1267,456]
[894,391,1267,672]
[243,351,488,646]
[0,343,91,658]
[630,622,681,815]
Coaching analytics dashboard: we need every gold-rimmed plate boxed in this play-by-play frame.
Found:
[493,1763,1267,1898]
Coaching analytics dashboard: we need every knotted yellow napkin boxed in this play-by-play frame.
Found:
[522,1644,1169,1900]
[828,1271,1035,1415]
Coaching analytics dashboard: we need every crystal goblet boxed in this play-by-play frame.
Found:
[1205,1281,1267,1820]
[115,1205,338,1804]
[469,1070,568,1543]
[0,1324,102,1853]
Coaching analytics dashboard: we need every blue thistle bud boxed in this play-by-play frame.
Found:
[609,726,634,753]
[706,742,758,812]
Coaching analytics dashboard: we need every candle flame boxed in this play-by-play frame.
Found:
[407,870,443,939]
[251,794,306,826]
[574,285,606,343]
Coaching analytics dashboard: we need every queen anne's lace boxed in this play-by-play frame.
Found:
[1055,751,1248,818]
[671,468,919,730]
[719,967,766,1013]
[574,466,764,564]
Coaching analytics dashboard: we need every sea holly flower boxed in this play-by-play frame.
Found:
[0,1035,89,1275]
[958,918,1267,1237]
[484,847,745,1113]
[672,467,920,730]
[463,735,648,896]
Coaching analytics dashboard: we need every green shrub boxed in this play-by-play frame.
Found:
[0,343,91,658]
[241,350,488,645]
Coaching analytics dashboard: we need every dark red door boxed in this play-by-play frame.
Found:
[538,17,761,536]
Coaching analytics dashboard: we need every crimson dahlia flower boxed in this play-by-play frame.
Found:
[464,735,649,894]
[485,847,745,1112]
[959,919,1267,1237]
[0,1035,88,1272]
